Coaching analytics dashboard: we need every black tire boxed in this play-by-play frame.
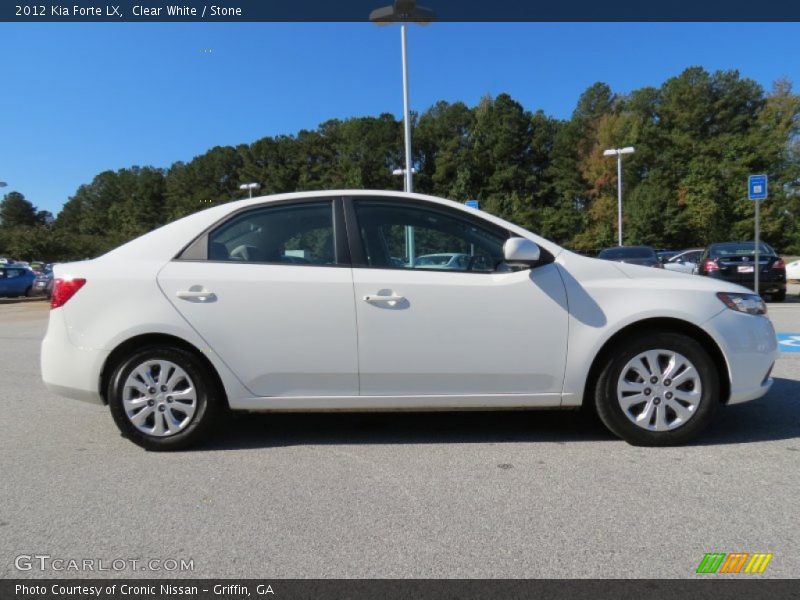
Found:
[594,331,719,446]
[107,345,222,451]
[771,290,786,302]
[24,286,33,297]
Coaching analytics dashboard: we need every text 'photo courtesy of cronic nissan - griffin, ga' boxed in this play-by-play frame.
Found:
[40,190,778,451]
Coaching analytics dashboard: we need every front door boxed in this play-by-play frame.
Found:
[348,198,569,400]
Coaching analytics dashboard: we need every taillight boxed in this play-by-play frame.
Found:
[703,260,719,272]
[772,259,785,270]
[51,278,86,309]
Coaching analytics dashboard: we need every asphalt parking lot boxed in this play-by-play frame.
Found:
[1,291,799,579]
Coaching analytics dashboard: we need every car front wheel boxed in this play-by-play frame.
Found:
[594,332,719,446]
[107,346,221,450]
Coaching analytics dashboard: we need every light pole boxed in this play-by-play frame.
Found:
[239,182,261,198]
[603,146,635,246]
[370,1,435,194]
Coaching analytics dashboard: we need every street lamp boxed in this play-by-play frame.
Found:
[239,182,261,198]
[391,166,417,184]
[370,0,435,194]
[603,146,635,246]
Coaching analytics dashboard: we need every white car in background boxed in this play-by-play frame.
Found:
[787,259,800,282]
[41,191,777,450]
[663,248,704,274]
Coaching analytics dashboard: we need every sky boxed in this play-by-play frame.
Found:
[1,22,799,216]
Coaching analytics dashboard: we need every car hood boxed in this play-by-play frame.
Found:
[606,258,753,294]
[554,252,764,331]
[558,251,751,293]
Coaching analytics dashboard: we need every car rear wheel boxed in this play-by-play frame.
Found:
[594,332,719,446]
[771,290,786,302]
[108,345,221,451]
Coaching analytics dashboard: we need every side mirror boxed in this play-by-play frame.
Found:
[503,237,541,268]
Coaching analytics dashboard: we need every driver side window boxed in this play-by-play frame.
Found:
[354,201,508,272]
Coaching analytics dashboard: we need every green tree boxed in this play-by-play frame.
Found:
[0,192,38,228]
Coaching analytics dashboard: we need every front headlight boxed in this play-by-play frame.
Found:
[716,292,767,315]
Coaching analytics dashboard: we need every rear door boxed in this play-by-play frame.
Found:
[157,198,359,397]
[3,268,27,295]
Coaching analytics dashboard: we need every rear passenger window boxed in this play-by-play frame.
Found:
[208,202,335,265]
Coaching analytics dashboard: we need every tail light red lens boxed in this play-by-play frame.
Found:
[773,259,785,270]
[51,278,86,309]
[703,260,719,272]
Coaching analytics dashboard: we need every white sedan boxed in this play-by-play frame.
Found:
[41,191,778,450]
[787,259,800,282]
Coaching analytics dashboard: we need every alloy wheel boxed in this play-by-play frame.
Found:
[122,360,197,437]
[616,349,702,431]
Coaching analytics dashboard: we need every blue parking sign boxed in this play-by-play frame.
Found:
[748,174,768,200]
[777,333,800,353]
[464,200,480,209]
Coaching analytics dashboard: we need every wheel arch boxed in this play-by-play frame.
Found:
[99,333,229,408]
[582,317,731,408]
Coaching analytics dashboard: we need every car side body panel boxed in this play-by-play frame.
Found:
[555,252,763,406]
[42,258,251,406]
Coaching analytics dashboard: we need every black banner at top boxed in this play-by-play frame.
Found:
[3,0,800,22]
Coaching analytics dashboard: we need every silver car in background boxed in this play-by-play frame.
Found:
[663,248,704,275]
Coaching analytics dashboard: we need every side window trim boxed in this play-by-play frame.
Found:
[175,196,350,267]
[344,196,518,274]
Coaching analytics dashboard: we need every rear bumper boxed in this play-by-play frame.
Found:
[705,272,786,294]
[703,309,777,405]
[40,308,107,404]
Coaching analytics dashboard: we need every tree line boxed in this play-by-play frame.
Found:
[2,66,799,263]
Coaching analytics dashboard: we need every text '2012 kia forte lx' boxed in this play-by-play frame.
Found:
[41,191,778,450]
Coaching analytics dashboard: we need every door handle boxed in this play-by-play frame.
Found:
[176,290,216,301]
[363,294,405,304]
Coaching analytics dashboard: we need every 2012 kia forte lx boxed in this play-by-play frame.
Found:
[41,191,778,450]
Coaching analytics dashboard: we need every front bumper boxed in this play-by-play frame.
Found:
[41,308,107,404]
[703,309,778,405]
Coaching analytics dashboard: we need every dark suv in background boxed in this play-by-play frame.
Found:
[697,241,786,301]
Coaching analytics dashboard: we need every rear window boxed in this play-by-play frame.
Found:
[710,243,773,257]
[598,247,656,260]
